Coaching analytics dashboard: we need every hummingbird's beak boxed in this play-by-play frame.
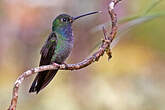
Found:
[73,11,102,21]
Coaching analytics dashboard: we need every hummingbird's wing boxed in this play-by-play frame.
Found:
[29,32,58,93]
[40,32,57,64]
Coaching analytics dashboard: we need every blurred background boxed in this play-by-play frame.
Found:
[0,0,165,110]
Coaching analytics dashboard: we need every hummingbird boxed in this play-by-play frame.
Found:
[29,11,100,93]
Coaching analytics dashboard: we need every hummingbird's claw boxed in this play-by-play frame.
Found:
[52,63,60,68]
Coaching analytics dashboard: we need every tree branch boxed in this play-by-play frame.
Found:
[8,0,122,110]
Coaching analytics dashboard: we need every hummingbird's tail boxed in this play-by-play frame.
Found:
[29,69,58,93]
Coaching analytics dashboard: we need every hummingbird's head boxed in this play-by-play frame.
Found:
[52,14,73,31]
[52,11,101,31]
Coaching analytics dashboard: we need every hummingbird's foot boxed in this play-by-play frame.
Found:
[60,62,69,69]
[52,62,60,68]
[52,62,69,69]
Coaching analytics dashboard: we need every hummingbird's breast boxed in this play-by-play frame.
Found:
[52,25,74,63]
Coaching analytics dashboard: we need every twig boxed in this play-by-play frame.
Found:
[8,0,122,110]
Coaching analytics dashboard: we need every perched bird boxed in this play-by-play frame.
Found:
[29,11,100,93]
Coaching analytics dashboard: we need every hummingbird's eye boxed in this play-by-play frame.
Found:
[62,18,67,22]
